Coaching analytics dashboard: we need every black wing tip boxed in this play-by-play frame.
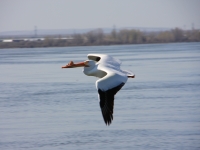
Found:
[106,122,111,126]
[103,114,113,126]
[104,120,112,126]
[99,82,125,126]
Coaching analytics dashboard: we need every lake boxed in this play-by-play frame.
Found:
[0,43,200,150]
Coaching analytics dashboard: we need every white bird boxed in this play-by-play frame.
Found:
[62,54,135,125]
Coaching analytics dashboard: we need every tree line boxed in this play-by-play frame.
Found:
[0,27,200,48]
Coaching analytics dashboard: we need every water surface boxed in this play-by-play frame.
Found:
[0,43,200,150]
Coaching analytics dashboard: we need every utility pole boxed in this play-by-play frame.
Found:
[34,26,37,38]
[192,23,195,30]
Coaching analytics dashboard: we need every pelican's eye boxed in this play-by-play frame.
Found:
[84,61,89,67]
[96,57,101,62]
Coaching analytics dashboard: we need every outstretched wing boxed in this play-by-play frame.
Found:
[98,83,125,125]
[90,54,128,125]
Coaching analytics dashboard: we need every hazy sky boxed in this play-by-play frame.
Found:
[0,0,200,32]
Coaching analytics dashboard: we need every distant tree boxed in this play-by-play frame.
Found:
[1,27,200,49]
[156,31,174,43]
[111,26,117,41]
[187,29,200,42]
[73,34,84,45]
[93,28,104,44]
[171,28,184,42]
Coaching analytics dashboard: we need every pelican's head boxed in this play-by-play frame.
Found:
[62,59,105,77]
[62,56,100,69]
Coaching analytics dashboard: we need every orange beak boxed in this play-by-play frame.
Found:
[62,61,88,68]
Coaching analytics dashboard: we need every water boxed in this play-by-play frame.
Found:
[0,43,200,150]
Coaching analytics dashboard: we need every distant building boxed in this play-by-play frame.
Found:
[2,39,14,42]
[0,37,74,43]
[1,38,45,43]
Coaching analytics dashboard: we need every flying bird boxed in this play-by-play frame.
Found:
[62,54,135,125]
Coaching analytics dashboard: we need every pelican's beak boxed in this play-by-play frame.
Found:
[62,61,88,68]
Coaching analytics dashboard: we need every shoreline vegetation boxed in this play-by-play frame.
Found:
[0,27,200,49]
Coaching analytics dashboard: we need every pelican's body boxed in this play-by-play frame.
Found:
[62,54,135,125]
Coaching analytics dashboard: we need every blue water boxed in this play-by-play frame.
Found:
[0,43,200,150]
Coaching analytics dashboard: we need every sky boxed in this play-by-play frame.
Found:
[0,0,200,32]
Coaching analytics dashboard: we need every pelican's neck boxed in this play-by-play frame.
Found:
[83,61,106,78]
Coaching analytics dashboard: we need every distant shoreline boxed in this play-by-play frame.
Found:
[0,28,199,49]
[1,41,200,50]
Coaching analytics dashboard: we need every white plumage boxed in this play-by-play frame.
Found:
[62,54,135,125]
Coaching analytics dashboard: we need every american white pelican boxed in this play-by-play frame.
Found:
[62,54,135,125]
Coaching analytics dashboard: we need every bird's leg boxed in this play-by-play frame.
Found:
[128,75,135,78]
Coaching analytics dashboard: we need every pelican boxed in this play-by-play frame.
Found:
[62,54,135,125]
